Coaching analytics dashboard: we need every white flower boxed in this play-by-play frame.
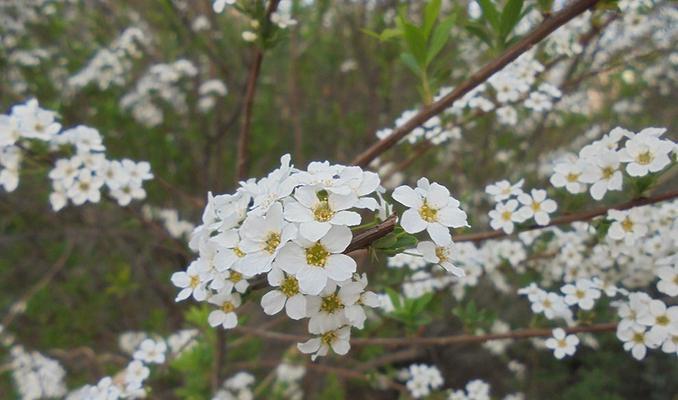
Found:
[284,186,361,241]
[306,280,361,332]
[67,169,104,205]
[238,203,297,275]
[517,189,557,226]
[637,300,678,341]
[616,323,659,360]
[579,149,623,200]
[607,208,648,245]
[208,293,241,329]
[0,115,21,146]
[656,263,678,297]
[417,239,465,277]
[242,31,258,42]
[489,199,525,234]
[171,261,209,301]
[212,0,235,13]
[11,99,61,141]
[545,328,579,359]
[485,179,524,202]
[261,267,307,320]
[550,158,587,194]
[561,279,601,310]
[618,128,672,177]
[133,339,167,364]
[297,325,351,361]
[392,179,468,245]
[125,360,150,385]
[343,274,380,329]
[275,225,356,295]
[531,291,571,320]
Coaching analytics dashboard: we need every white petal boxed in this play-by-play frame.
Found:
[300,221,332,242]
[285,294,307,320]
[261,290,286,315]
[321,225,352,253]
[400,209,427,233]
[325,254,356,281]
[427,223,451,245]
[392,186,422,208]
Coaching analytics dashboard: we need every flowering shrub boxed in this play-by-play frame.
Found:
[1,0,677,399]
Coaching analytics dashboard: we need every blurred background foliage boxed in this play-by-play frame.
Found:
[1,0,677,398]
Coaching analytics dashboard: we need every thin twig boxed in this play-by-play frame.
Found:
[351,0,601,167]
[235,0,283,180]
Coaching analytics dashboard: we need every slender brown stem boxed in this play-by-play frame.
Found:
[234,322,617,348]
[235,0,282,181]
[351,0,601,167]
[330,189,678,251]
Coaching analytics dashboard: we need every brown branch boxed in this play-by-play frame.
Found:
[345,214,397,253]
[351,0,601,167]
[235,322,617,349]
[235,0,282,181]
[316,189,678,250]
[453,189,678,243]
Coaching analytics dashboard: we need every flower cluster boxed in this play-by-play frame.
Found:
[486,179,557,234]
[212,372,255,400]
[174,155,469,360]
[615,291,677,360]
[545,328,580,359]
[142,205,195,240]
[66,330,198,399]
[68,27,147,90]
[9,346,67,400]
[120,60,198,127]
[550,127,675,200]
[212,0,297,42]
[0,99,153,210]
[400,364,444,399]
[393,178,469,276]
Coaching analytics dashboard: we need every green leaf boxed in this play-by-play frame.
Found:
[423,0,442,39]
[426,13,457,66]
[465,23,493,48]
[400,52,423,76]
[400,19,428,66]
[379,27,403,41]
[477,0,500,31]
[499,0,524,42]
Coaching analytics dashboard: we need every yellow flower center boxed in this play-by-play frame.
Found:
[632,332,645,344]
[602,166,615,179]
[189,275,200,288]
[656,315,669,326]
[435,247,448,262]
[233,247,245,258]
[280,276,300,297]
[621,217,634,232]
[321,331,337,346]
[229,271,242,283]
[419,201,438,222]
[557,339,567,348]
[305,243,330,267]
[320,293,344,313]
[575,290,585,299]
[501,211,512,221]
[313,201,334,222]
[264,232,281,254]
[531,201,541,212]
[636,151,652,165]
[566,172,580,182]
[221,301,235,313]
[543,299,552,308]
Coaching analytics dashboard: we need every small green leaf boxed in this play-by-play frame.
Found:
[379,27,403,41]
[400,52,423,76]
[426,13,457,65]
[477,0,500,31]
[465,23,493,47]
[499,0,524,42]
[401,20,428,66]
[423,0,443,39]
